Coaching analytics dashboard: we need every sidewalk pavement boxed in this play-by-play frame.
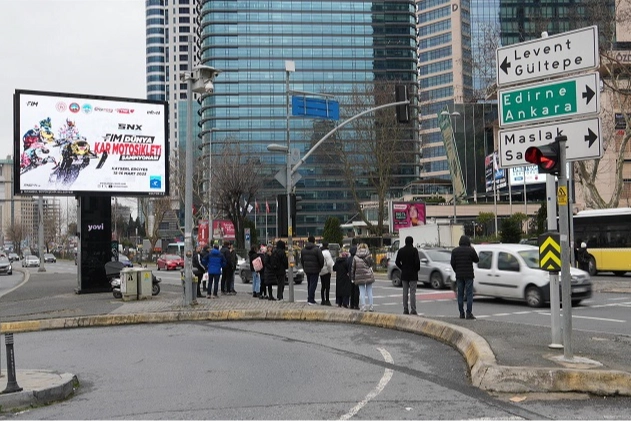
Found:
[0,269,630,412]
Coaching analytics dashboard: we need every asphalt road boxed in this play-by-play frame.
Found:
[4,322,631,420]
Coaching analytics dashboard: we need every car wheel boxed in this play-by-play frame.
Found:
[571,299,582,307]
[156,265,160,271]
[391,270,402,287]
[430,271,444,289]
[8,271,12,275]
[588,256,597,276]
[525,286,544,308]
[240,269,249,283]
[613,271,626,277]
[294,279,302,285]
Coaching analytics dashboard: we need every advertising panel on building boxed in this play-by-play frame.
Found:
[485,152,507,192]
[391,202,426,232]
[509,165,546,186]
[14,90,168,196]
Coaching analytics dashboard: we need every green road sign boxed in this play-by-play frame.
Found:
[499,72,599,128]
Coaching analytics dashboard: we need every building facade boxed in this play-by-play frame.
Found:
[197,0,419,238]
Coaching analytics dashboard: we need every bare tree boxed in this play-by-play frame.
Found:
[5,222,25,256]
[329,81,417,237]
[571,0,631,208]
[171,147,208,223]
[471,22,501,101]
[43,211,59,253]
[140,197,173,260]
[212,137,264,249]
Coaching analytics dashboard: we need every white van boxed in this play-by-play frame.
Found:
[166,242,185,257]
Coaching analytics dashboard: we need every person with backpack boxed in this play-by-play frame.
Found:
[301,236,324,305]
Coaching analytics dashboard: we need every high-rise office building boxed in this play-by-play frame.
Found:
[197,0,419,238]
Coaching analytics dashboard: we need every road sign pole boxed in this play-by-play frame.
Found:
[547,175,563,349]
[557,135,573,359]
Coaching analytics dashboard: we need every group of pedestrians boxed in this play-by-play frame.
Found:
[191,241,239,300]
[193,234,481,320]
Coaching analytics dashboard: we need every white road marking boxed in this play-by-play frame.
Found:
[539,312,626,323]
[339,347,394,420]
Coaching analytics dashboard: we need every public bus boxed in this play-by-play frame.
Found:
[573,208,631,276]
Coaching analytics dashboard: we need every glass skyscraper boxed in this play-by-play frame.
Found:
[198,0,419,238]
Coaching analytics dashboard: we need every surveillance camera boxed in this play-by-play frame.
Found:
[205,80,214,93]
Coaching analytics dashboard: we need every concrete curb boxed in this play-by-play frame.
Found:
[0,371,77,412]
[2,309,630,397]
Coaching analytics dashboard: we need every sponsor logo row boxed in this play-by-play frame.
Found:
[44,102,160,115]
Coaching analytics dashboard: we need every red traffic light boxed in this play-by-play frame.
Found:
[525,141,560,175]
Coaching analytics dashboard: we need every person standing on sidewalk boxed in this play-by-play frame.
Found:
[450,235,479,320]
[192,245,207,298]
[202,244,226,299]
[395,236,421,315]
[334,251,351,308]
[248,245,263,297]
[272,240,289,300]
[263,244,277,301]
[220,241,237,295]
[351,243,375,312]
[319,242,334,306]
[301,236,324,305]
[347,245,360,310]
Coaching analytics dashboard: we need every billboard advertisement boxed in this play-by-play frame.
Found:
[391,202,426,232]
[212,219,236,241]
[485,152,507,192]
[14,90,168,196]
[437,110,466,200]
[509,165,546,186]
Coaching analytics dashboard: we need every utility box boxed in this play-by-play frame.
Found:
[120,268,138,301]
[138,269,153,300]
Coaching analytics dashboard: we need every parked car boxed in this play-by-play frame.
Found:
[22,255,40,268]
[118,254,133,267]
[387,248,455,289]
[43,253,57,263]
[0,255,13,275]
[236,258,304,285]
[8,253,19,263]
[156,254,184,271]
[472,244,592,308]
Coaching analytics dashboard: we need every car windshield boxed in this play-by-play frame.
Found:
[44,254,54,258]
[424,250,452,262]
[518,250,541,269]
[0,256,9,263]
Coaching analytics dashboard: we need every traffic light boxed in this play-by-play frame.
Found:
[290,194,302,220]
[395,85,409,123]
[525,139,562,175]
[277,194,297,237]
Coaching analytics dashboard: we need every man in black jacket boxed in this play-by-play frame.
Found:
[301,236,324,305]
[450,235,479,320]
[395,236,421,315]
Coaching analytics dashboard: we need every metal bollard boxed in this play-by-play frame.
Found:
[2,333,23,394]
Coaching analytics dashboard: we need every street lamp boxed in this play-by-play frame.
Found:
[440,110,460,224]
[180,42,221,306]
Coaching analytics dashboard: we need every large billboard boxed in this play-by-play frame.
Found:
[14,90,168,196]
[391,202,426,232]
[509,165,546,186]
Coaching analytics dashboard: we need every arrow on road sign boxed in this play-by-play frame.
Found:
[498,72,600,128]
[498,117,602,167]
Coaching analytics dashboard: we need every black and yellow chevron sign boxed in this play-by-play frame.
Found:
[538,232,561,272]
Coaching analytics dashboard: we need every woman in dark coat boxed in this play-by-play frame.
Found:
[262,245,277,301]
[334,252,352,308]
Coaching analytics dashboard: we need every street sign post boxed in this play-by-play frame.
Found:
[498,72,600,128]
[496,25,599,87]
[498,116,602,167]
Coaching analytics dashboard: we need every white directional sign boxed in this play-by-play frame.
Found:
[498,117,602,167]
[498,72,600,128]
[496,26,599,87]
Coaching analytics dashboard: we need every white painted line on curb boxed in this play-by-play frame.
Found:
[340,347,394,421]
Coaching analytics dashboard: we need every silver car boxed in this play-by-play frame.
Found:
[387,248,455,289]
[0,255,13,275]
[22,255,40,268]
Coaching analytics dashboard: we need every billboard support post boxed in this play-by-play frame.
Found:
[37,196,46,272]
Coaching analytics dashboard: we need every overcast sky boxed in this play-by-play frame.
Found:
[0,0,146,157]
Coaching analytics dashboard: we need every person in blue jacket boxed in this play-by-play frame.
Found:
[202,243,226,299]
